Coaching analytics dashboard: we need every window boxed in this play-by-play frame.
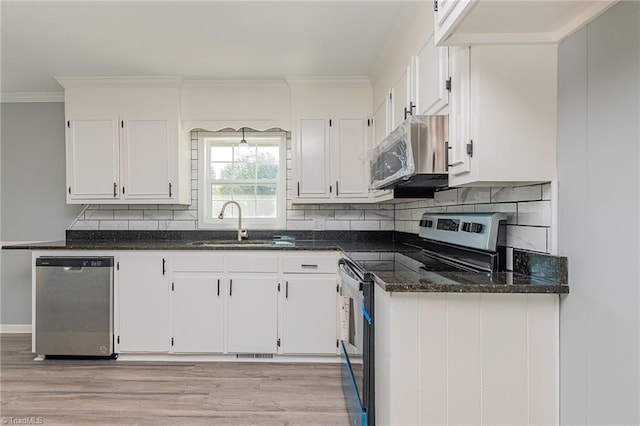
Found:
[198,131,286,229]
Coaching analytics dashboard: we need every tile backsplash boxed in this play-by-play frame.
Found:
[70,132,553,254]
[394,184,554,254]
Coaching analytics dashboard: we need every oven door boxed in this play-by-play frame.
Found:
[339,258,374,426]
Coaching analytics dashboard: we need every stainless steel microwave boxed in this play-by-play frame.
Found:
[370,115,449,191]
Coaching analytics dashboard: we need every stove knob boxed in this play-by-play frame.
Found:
[420,219,433,228]
[462,222,471,232]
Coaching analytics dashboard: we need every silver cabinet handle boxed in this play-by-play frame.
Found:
[301,264,318,269]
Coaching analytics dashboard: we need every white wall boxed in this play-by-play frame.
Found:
[369,2,434,108]
[557,2,640,425]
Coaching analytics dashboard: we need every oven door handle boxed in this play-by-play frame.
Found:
[338,257,367,284]
[362,301,372,325]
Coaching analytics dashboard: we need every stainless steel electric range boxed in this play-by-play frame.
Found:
[339,212,508,426]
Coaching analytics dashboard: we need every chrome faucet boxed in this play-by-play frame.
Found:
[218,201,248,241]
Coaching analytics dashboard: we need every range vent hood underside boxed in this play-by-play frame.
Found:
[381,173,449,198]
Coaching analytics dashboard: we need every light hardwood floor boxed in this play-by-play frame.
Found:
[0,334,350,425]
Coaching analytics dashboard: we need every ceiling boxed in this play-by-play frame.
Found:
[1,1,414,93]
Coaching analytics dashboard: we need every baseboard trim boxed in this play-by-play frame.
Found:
[0,324,31,333]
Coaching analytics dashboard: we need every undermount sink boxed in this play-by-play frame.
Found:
[189,240,294,248]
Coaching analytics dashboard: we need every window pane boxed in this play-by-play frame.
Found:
[205,133,283,225]
[211,162,234,180]
[211,146,232,162]
[256,183,277,196]
[211,183,278,219]
[234,145,256,163]
[230,162,256,180]
[257,146,279,164]
[257,146,279,179]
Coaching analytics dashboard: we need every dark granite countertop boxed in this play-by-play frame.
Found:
[1,239,343,251]
[343,240,569,295]
[370,265,569,294]
[2,230,568,294]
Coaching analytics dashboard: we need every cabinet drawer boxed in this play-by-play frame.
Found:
[172,253,224,272]
[282,254,337,274]
[227,254,279,273]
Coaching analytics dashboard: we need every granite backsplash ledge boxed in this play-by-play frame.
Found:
[513,249,568,284]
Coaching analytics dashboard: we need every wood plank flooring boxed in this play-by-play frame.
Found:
[0,334,350,425]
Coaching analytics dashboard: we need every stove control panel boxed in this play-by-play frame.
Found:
[418,213,507,251]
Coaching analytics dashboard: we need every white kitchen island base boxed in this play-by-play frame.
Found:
[375,291,559,426]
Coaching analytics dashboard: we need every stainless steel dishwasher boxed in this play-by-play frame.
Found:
[35,256,114,357]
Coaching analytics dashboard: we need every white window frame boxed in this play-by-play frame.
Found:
[198,131,287,230]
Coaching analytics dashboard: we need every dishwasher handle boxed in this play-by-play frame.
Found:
[36,257,114,268]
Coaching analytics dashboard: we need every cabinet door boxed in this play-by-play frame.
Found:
[281,277,338,355]
[120,118,173,201]
[296,118,330,199]
[448,46,472,177]
[172,275,224,353]
[66,118,119,201]
[434,0,476,45]
[226,276,278,354]
[371,97,394,201]
[416,35,450,115]
[117,253,169,352]
[334,118,368,199]
[391,65,412,131]
[373,96,390,146]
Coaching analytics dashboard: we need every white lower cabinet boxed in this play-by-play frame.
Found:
[117,252,170,353]
[115,250,339,357]
[281,276,338,355]
[375,291,559,425]
[170,253,225,353]
[171,274,223,353]
[226,275,279,354]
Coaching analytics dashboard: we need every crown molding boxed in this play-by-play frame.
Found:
[182,79,289,89]
[55,76,183,89]
[1,92,64,103]
[285,76,371,87]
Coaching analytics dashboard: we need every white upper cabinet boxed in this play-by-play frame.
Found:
[448,44,557,187]
[415,35,450,115]
[120,118,174,201]
[290,80,373,203]
[372,95,390,147]
[387,33,450,135]
[390,65,412,131]
[447,46,471,178]
[296,117,370,201]
[58,78,191,205]
[434,0,618,46]
[297,118,331,199]
[371,96,394,202]
[333,118,368,199]
[66,118,119,200]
